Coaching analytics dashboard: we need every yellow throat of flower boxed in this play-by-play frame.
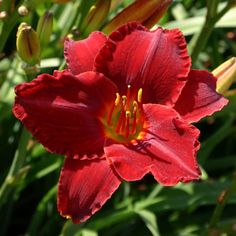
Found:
[102,85,144,143]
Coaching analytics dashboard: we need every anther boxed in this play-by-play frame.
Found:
[122,95,127,106]
[108,93,120,125]
[115,93,120,106]
[133,101,138,111]
[138,88,143,103]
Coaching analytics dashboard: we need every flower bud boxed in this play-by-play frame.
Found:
[36,11,53,46]
[18,5,29,16]
[80,0,111,36]
[213,57,236,94]
[102,0,172,34]
[16,23,41,65]
[0,11,7,19]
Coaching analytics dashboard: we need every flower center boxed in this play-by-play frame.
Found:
[103,85,144,143]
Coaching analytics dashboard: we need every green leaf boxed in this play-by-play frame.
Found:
[61,209,136,235]
[79,229,98,236]
[198,115,235,164]
[27,185,57,235]
[136,209,160,236]
[134,181,236,213]
[62,227,98,236]
[163,7,236,35]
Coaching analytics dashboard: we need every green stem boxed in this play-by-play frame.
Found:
[27,185,57,235]
[214,2,232,22]
[190,18,215,66]
[208,174,236,230]
[0,128,31,206]
[0,127,31,234]
[0,13,19,53]
[8,128,31,176]
[207,0,219,18]
[190,1,231,66]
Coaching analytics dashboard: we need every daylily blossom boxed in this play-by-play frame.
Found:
[13,22,228,223]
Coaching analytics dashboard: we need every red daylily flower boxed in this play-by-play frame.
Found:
[13,22,228,223]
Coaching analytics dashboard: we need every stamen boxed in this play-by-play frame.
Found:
[125,111,131,138]
[108,93,120,125]
[138,88,143,103]
[106,86,144,142]
[116,110,124,134]
[117,96,127,133]
[132,101,138,134]
[122,95,127,108]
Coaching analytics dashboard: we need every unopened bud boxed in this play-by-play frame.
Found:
[71,26,80,39]
[18,5,29,16]
[213,57,236,94]
[229,0,236,7]
[102,0,172,34]
[0,11,7,19]
[36,11,53,46]
[81,0,111,35]
[217,189,228,204]
[16,23,41,65]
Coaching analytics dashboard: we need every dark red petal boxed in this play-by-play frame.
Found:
[174,70,229,123]
[65,32,107,75]
[105,104,201,186]
[95,22,191,106]
[58,157,121,223]
[13,70,117,158]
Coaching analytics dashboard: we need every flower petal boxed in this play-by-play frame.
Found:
[105,104,201,186]
[13,70,117,158]
[95,22,191,106]
[65,31,107,75]
[174,70,229,123]
[58,157,121,223]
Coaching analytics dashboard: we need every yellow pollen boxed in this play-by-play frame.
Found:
[122,95,127,101]
[126,110,131,117]
[115,93,120,106]
[122,95,127,107]
[133,101,138,112]
[138,88,143,103]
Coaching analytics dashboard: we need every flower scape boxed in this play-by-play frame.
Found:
[13,22,228,223]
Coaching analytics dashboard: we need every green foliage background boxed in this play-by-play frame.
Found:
[0,0,236,235]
